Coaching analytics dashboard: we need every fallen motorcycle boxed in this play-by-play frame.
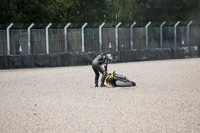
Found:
[106,71,136,87]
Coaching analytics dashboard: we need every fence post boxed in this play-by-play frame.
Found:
[174,21,180,48]
[145,22,151,49]
[99,22,105,52]
[130,22,136,50]
[64,23,70,53]
[160,21,166,49]
[28,23,34,55]
[81,23,87,52]
[115,22,121,52]
[7,23,13,55]
[187,21,193,47]
[46,23,52,54]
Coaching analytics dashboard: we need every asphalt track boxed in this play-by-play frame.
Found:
[0,58,200,133]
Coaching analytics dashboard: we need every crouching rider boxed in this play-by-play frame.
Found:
[92,53,113,87]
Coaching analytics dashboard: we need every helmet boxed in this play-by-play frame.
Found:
[107,54,113,62]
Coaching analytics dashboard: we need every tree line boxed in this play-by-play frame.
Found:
[0,0,200,26]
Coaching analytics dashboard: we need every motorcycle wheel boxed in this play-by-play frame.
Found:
[131,81,136,86]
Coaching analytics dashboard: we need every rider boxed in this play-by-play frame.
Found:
[92,53,113,87]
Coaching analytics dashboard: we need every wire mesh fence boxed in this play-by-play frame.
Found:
[68,29,81,53]
[32,29,46,54]
[190,26,200,47]
[132,28,146,50]
[102,28,116,53]
[85,28,99,53]
[10,29,28,55]
[0,25,199,56]
[0,30,7,55]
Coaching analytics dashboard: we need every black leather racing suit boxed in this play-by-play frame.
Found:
[92,53,108,86]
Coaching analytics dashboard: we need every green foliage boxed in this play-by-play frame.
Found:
[0,0,199,25]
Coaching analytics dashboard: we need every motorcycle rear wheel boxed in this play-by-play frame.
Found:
[131,81,136,86]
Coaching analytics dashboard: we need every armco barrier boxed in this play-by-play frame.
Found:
[199,44,200,57]
[116,46,198,62]
[0,52,99,69]
[0,47,199,69]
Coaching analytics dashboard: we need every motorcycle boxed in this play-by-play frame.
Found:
[106,71,136,87]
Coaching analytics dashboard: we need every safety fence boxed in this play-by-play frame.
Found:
[0,22,200,56]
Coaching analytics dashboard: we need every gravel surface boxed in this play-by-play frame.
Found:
[0,58,200,133]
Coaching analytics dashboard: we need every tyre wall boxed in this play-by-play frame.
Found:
[0,46,199,69]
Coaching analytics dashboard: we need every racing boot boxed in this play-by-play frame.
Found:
[100,75,106,87]
[100,82,106,87]
[95,81,99,87]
